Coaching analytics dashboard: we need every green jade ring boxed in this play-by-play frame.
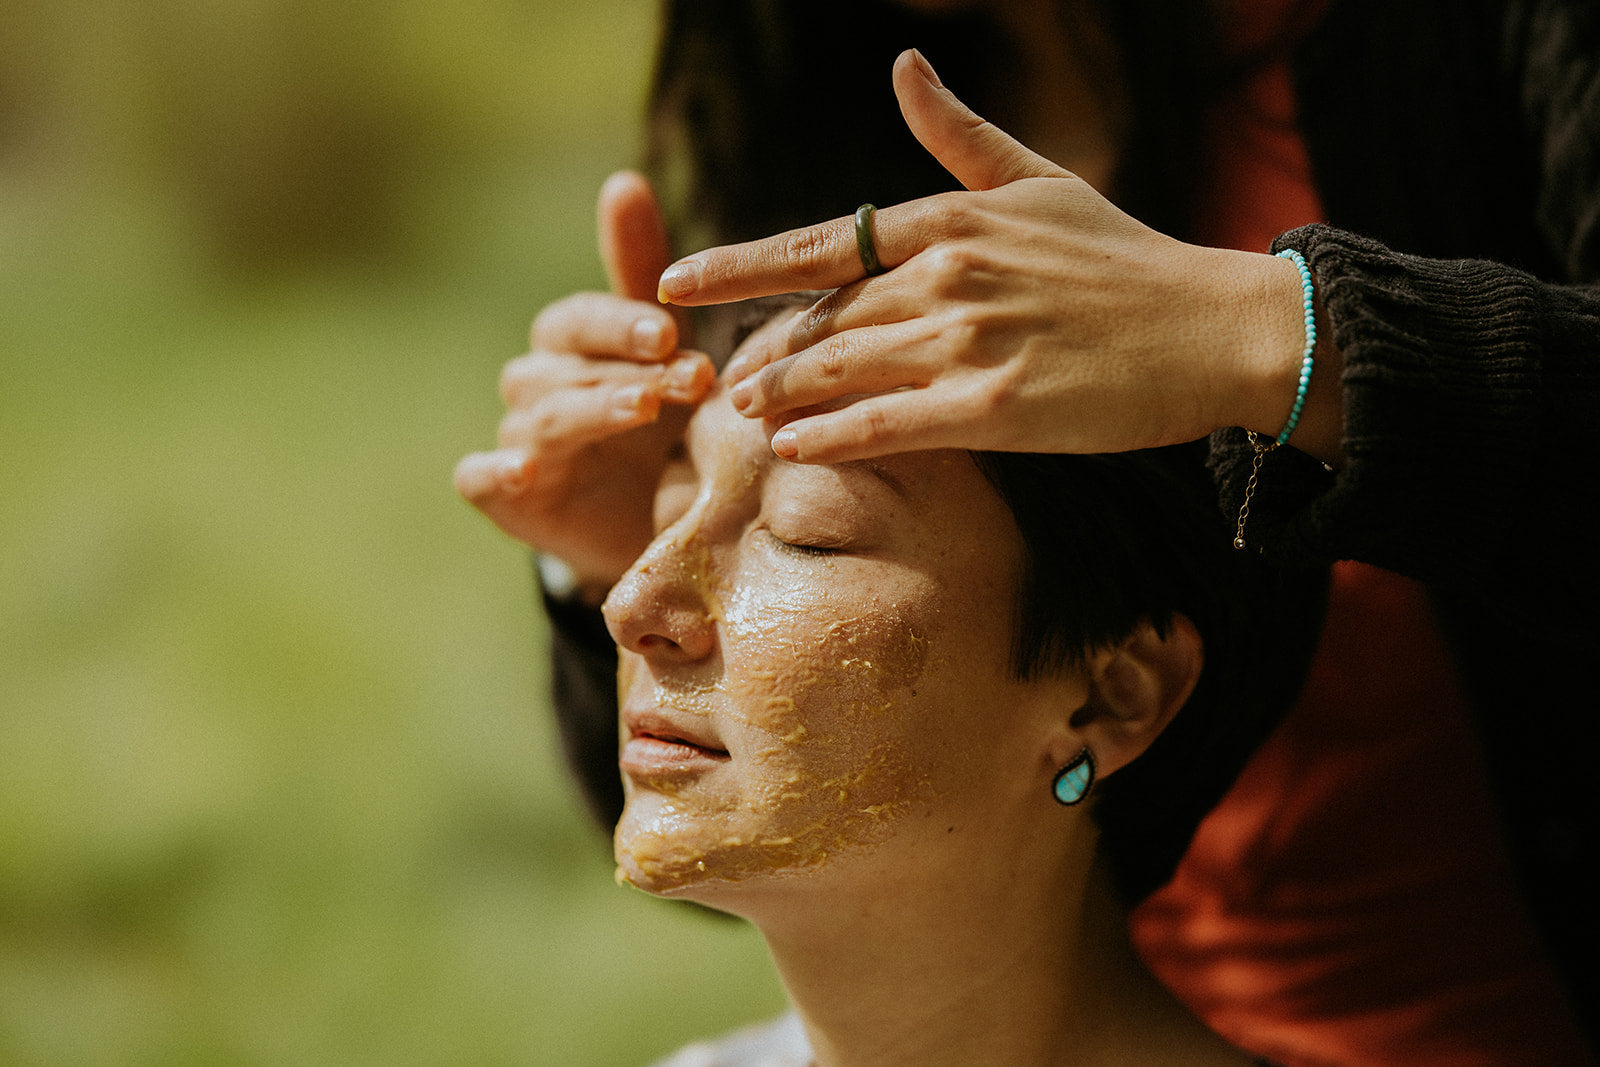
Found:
[855,203,885,276]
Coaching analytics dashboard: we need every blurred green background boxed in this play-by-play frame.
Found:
[0,1,785,1062]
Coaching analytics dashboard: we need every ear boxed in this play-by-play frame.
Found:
[1064,615,1203,780]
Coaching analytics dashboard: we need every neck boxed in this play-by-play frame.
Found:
[749,838,1248,1067]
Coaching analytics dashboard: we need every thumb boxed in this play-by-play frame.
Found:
[598,171,675,301]
[892,49,1071,191]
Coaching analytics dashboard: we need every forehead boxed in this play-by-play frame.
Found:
[679,394,1025,598]
[687,307,949,490]
[676,305,1030,562]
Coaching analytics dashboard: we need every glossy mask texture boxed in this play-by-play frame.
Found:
[604,371,1048,901]
[616,597,934,888]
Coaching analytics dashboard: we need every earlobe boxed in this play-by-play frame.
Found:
[1074,615,1203,779]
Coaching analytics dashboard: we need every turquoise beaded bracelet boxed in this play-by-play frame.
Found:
[1274,247,1316,445]
[1233,247,1318,550]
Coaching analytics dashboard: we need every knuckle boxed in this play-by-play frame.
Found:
[940,312,981,355]
[814,341,852,385]
[923,194,979,241]
[780,226,832,276]
[499,352,565,405]
[530,303,562,345]
[526,403,572,445]
[924,243,980,282]
[982,358,1028,415]
[531,293,611,348]
[961,306,1014,362]
[800,301,830,333]
[497,409,533,448]
[751,362,784,405]
[858,404,897,444]
[792,303,830,349]
[498,356,535,403]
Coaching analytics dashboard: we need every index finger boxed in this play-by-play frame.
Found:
[657,203,923,307]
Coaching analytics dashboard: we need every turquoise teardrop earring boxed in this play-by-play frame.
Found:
[1052,749,1095,806]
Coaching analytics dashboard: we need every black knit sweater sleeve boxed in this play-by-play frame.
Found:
[1211,226,1600,607]
[1212,0,1600,608]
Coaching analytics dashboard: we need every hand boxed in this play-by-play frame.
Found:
[656,49,1322,464]
[455,171,714,597]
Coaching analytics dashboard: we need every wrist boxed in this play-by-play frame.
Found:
[1220,249,1344,468]
[1224,250,1310,435]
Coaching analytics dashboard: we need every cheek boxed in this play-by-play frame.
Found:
[719,562,944,831]
[721,560,932,733]
[615,562,946,893]
[616,537,1024,894]
[727,552,1024,823]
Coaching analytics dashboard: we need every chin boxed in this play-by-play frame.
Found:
[612,783,910,906]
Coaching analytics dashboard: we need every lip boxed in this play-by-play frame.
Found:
[620,709,730,778]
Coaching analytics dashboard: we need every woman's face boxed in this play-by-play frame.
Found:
[603,322,1090,906]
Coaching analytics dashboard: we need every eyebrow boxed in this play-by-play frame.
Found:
[834,458,911,499]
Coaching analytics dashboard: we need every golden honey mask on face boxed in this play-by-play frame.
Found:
[604,324,1076,904]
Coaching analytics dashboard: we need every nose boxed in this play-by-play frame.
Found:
[602,533,719,663]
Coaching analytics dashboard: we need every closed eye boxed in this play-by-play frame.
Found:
[782,542,841,558]
[765,529,845,557]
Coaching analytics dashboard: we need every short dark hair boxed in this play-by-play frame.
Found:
[973,449,1326,902]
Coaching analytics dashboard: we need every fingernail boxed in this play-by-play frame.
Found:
[910,48,943,87]
[658,260,700,303]
[454,452,496,499]
[631,317,666,358]
[663,356,702,398]
[498,451,533,491]
[611,383,653,421]
[723,351,753,384]
[728,378,754,412]
[771,428,799,459]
